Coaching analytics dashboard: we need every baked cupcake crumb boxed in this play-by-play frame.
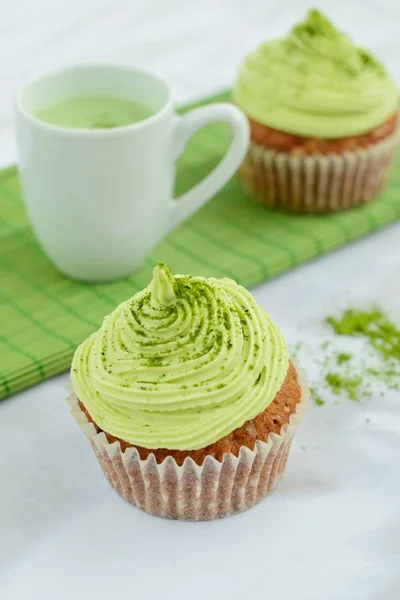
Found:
[248,114,399,156]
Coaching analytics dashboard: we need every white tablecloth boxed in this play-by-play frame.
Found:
[1,1,399,599]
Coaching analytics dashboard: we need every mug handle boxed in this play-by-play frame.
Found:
[169,104,249,229]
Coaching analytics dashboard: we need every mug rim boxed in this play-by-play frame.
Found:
[14,63,174,137]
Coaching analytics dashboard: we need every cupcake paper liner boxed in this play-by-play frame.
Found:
[240,130,399,214]
[67,366,309,521]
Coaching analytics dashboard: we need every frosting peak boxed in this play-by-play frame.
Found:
[234,10,398,138]
[294,9,345,42]
[150,263,176,307]
[71,267,289,450]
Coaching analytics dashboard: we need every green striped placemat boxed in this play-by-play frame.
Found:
[1,91,400,399]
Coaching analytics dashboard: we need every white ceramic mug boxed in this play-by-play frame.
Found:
[14,64,249,281]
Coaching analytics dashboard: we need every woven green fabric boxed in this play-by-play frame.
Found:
[1,91,399,399]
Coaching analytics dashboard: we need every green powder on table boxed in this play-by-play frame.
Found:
[336,352,351,365]
[324,372,362,401]
[296,307,400,406]
[326,308,400,362]
[310,388,325,405]
[366,367,400,390]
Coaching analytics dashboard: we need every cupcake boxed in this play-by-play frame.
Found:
[68,264,308,520]
[234,10,399,213]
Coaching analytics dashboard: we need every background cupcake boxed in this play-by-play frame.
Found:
[234,9,399,213]
[69,264,308,521]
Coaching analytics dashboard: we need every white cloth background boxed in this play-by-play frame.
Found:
[0,1,399,599]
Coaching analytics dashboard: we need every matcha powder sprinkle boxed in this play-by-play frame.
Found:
[326,308,400,362]
[294,307,400,405]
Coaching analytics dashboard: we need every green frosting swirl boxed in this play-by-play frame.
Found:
[71,264,289,451]
[234,10,398,138]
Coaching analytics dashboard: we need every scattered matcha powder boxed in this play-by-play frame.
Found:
[326,308,400,362]
[336,352,351,365]
[310,387,325,406]
[297,307,400,406]
[324,373,362,401]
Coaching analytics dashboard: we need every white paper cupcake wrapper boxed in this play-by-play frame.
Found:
[67,366,309,521]
[240,130,399,213]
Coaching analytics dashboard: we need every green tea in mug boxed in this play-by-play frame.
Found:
[36,96,153,129]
